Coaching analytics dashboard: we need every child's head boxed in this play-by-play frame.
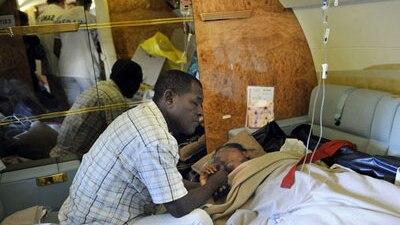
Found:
[212,143,250,172]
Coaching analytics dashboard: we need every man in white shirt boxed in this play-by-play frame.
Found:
[58,70,228,225]
[54,0,101,106]
[37,0,69,110]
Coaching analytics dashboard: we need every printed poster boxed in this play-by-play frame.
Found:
[246,86,274,129]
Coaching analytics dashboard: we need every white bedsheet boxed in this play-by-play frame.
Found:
[226,162,400,225]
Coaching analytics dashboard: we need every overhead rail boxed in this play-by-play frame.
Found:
[0,17,194,36]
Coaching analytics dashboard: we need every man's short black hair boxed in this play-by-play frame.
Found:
[47,0,64,4]
[18,10,29,26]
[109,59,143,98]
[152,70,202,103]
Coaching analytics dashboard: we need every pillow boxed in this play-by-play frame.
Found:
[191,130,265,174]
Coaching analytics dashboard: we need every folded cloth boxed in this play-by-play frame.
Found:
[1,206,46,225]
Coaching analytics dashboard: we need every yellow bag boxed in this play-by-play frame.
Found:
[140,32,187,64]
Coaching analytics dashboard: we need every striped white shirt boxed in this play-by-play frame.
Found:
[59,101,187,225]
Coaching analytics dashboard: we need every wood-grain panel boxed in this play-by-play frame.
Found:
[193,0,317,151]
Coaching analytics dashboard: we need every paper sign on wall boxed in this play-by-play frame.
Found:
[0,15,15,29]
[246,86,274,129]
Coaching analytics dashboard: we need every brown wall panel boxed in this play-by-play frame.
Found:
[193,0,317,151]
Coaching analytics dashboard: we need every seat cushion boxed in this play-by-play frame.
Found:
[308,85,398,154]
[388,105,400,156]
[366,95,400,155]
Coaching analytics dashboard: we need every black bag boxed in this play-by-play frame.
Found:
[331,147,400,183]
[252,120,287,153]
[290,124,330,150]
[291,124,400,184]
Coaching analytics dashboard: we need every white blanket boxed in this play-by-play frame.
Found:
[206,152,400,225]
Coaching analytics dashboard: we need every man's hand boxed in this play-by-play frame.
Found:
[199,164,218,186]
[202,167,230,202]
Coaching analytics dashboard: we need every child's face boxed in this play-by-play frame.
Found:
[215,147,249,172]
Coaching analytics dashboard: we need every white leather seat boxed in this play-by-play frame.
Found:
[309,84,400,156]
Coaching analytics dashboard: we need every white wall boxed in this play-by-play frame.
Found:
[287,0,400,72]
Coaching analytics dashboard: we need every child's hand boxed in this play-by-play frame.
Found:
[199,164,218,186]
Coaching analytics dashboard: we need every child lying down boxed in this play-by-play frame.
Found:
[199,143,400,225]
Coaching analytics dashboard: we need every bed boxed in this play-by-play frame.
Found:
[190,84,400,224]
[203,144,400,224]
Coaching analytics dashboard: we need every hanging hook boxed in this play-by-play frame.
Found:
[8,27,14,37]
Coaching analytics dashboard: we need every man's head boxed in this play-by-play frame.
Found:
[18,11,29,26]
[153,70,203,137]
[110,59,143,98]
[213,143,250,173]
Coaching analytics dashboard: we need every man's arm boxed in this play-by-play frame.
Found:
[183,179,201,190]
[164,170,228,218]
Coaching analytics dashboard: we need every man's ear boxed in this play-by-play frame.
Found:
[163,89,176,107]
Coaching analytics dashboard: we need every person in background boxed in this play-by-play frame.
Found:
[19,11,45,93]
[58,70,228,225]
[19,10,58,110]
[54,0,101,106]
[49,59,143,157]
[37,0,69,110]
